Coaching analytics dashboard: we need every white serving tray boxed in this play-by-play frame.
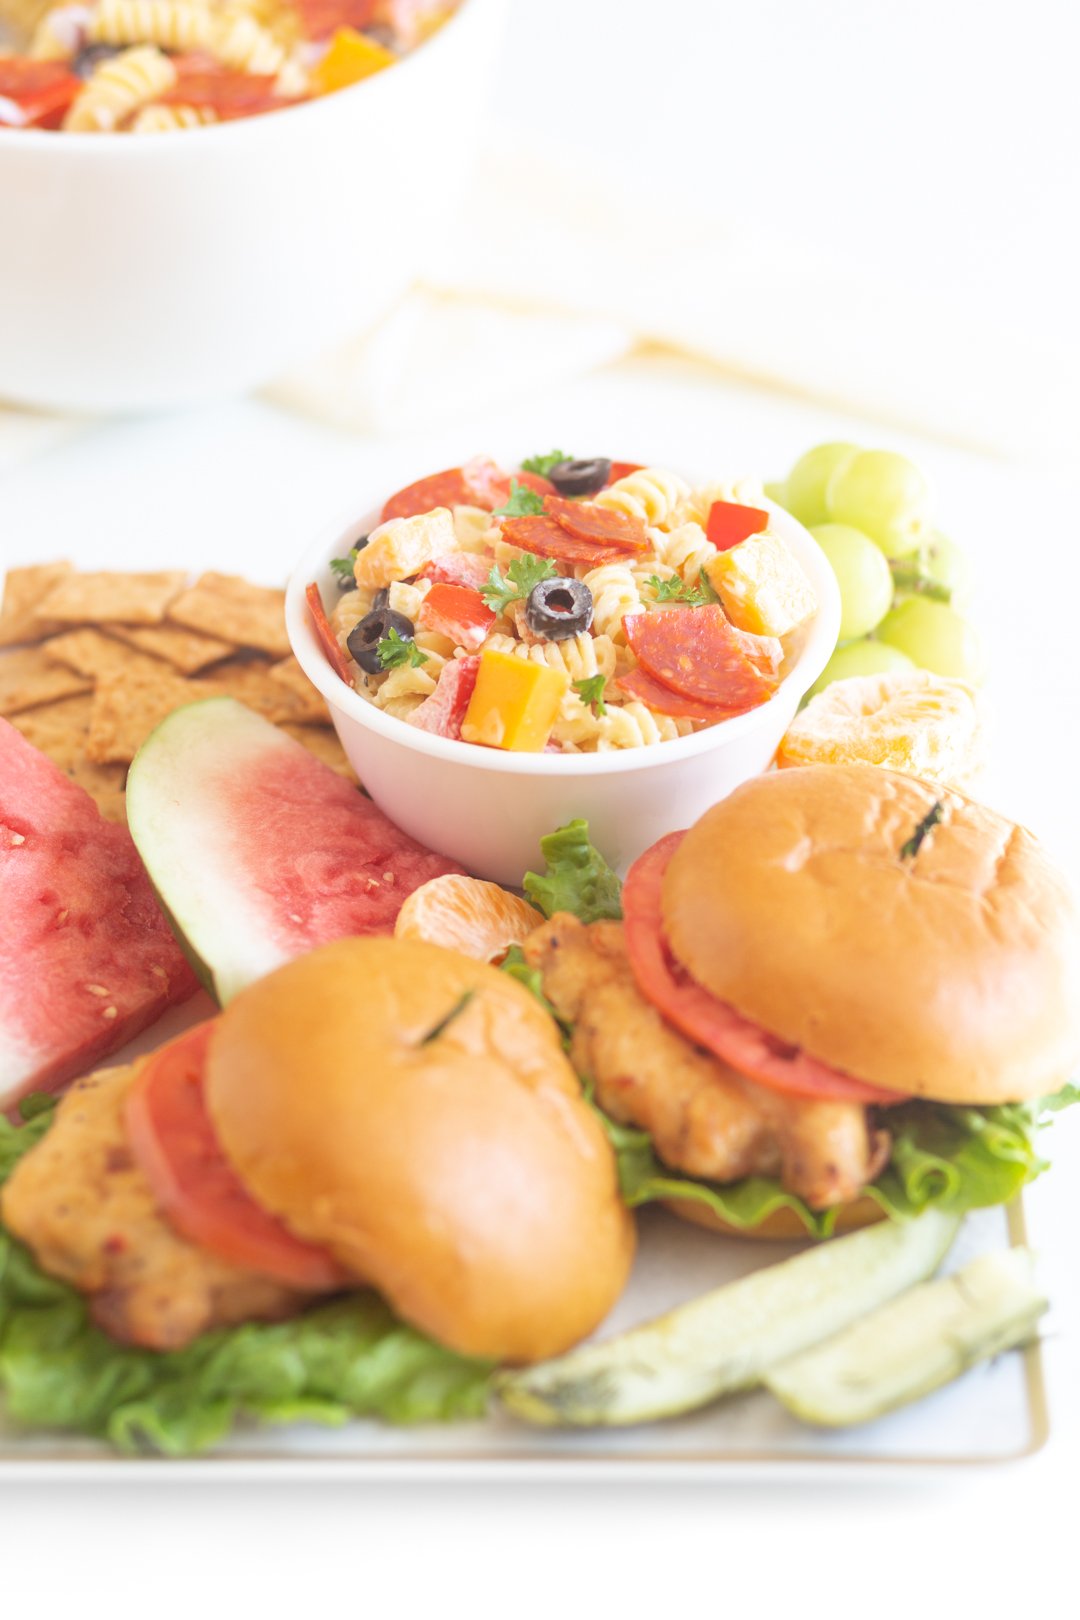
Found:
[0,1001,1046,1480]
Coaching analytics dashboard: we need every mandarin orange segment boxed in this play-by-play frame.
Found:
[777,670,986,788]
[393,874,544,963]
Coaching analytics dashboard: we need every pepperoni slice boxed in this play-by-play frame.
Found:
[381,468,474,522]
[546,497,649,552]
[622,836,908,1107]
[418,583,495,651]
[616,667,738,721]
[306,582,352,684]
[625,606,777,709]
[291,0,376,39]
[162,69,296,120]
[125,1023,350,1289]
[499,514,626,568]
[407,656,480,738]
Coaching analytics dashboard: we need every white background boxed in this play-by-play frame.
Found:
[3,0,1080,1613]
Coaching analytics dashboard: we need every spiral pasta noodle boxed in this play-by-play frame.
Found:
[481,631,617,682]
[212,10,285,72]
[579,563,642,643]
[130,102,219,130]
[64,44,177,131]
[676,475,767,528]
[87,0,216,52]
[653,521,716,584]
[594,467,690,530]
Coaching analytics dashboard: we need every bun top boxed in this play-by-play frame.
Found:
[662,765,1080,1104]
[205,937,634,1363]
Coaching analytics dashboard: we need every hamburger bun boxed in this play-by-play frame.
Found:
[662,765,1080,1105]
[205,937,635,1363]
[662,1193,883,1241]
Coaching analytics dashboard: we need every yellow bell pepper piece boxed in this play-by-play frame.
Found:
[461,651,569,752]
[313,29,397,97]
[705,531,817,637]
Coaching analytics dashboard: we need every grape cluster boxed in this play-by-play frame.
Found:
[769,444,982,697]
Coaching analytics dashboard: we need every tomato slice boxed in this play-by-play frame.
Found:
[623,835,909,1106]
[306,581,353,684]
[381,467,474,522]
[418,582,495,650]
[125,1023,350,1290]
[0,60,81,129]
[705,500,770,552]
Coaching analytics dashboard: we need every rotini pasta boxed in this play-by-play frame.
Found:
[320,450,818,752]
[64,44,176,131]
[1,0,460,132]
[87,1,217,54]
[676,475,767,528]
[594,467,690,530]
[653,522,716,584]
[579,563,642,643]
[130,101,218,130]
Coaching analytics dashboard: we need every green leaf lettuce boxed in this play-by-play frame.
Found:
[0,1110,491,1456]
[524,819,623,924]
[598,1087,1079,1239]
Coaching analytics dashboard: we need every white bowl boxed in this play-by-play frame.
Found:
[0,0,504,414]
[286,486,841,886]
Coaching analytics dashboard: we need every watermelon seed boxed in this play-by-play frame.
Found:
[85,984,109,997]
[102,1007,118,1020]
[9,832,25,846]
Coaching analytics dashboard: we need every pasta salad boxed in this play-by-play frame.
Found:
[0,0,457,131]
[307,453,820,754]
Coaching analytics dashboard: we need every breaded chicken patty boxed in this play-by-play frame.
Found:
[524,914,889,1210]
[1,1063,306,1350]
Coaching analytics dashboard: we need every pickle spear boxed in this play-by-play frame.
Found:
[765,1246,1046,1428]
[498,1209,959,1427]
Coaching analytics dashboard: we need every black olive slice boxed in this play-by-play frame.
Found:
[547,458,613,498]
[525,577,594,642]
[347,606,415,674]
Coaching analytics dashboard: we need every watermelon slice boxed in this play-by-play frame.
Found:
[0,718,199,1111]
[126,698,464,1004]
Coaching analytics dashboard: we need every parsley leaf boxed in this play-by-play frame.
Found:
[900,799,944,860]
[493,480,545,518]
[573,673,608,716]
[646,574,710,606]
[377,627,428,670]
[481,552,557,615]
[521,450,571,477]
[330,550,358,581]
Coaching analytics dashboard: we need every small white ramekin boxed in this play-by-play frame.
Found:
[286,483,841,885]
[0,0,504,413]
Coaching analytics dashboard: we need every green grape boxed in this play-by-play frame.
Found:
[811,523,893,639]
[825,449,929,558]
[763,480,789,506]
[876,598,983,682]
[781,442,861,527]
[806,638,915,701]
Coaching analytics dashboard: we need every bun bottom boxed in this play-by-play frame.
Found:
[662,1194,884,1241]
